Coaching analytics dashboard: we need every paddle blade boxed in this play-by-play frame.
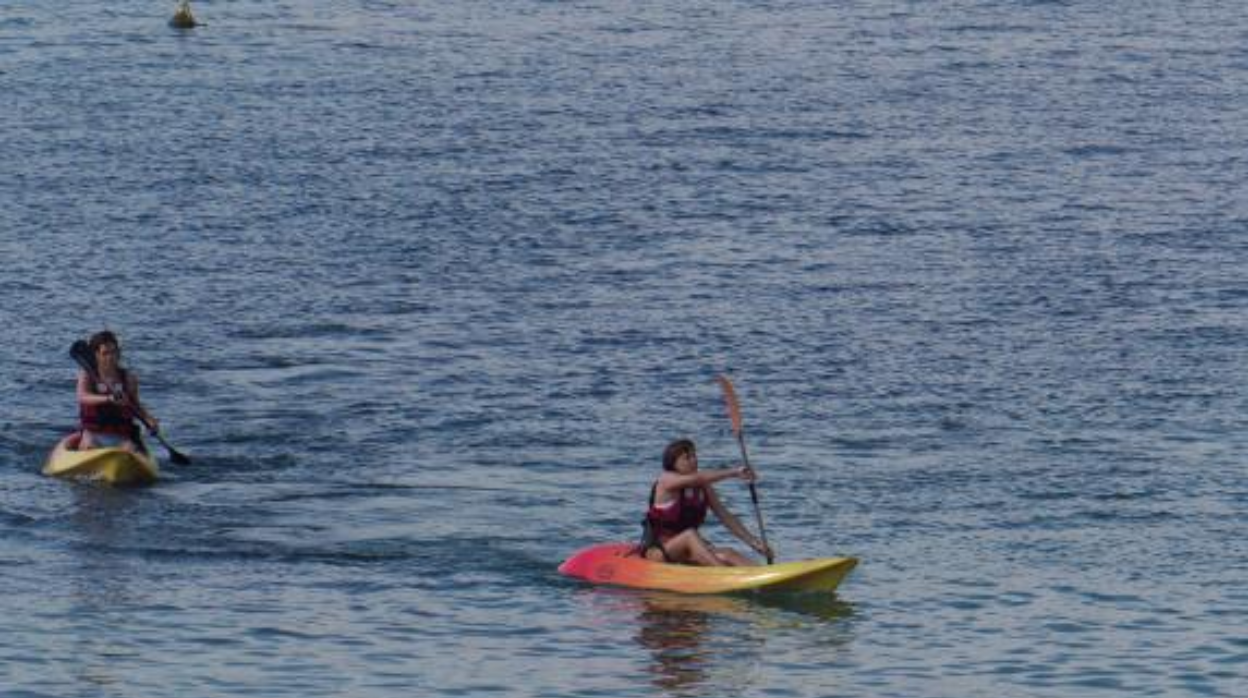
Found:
[163,439,192,465]
[143,426,192,466]
[69,340,97,375]
[716,375,743,436]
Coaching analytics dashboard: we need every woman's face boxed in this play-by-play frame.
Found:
[95,342,120,370]
[674,449,698,473]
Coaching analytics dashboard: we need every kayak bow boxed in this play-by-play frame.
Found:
[43,435,160,486]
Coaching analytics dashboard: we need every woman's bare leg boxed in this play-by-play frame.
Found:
[713,548,758,567]
[657,530,724,567]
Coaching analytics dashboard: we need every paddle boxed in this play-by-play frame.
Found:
[715,374,774,564]
[70,340,192,465]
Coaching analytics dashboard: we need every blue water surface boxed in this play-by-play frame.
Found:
[2,1,1245,697]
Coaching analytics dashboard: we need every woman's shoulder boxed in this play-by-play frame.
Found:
[657,471,707,492]
[653,471,686,493]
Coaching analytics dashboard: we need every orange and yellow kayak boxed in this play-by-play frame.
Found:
[558,542,857,594]
[43,435,159,486]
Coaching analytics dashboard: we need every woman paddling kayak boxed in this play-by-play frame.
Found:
[639,439,773,567]
[75,330,160,452]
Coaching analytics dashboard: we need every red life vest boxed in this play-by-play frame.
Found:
[80,370,135,436]
[645,483,708,536]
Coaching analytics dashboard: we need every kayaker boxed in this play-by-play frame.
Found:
[76,331,159,452]
[640,439,773,566]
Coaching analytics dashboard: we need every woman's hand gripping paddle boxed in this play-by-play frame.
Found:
[71,340,192,465]
[716,375,774,564]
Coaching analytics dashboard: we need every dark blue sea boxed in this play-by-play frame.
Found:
[2,1,1245,696]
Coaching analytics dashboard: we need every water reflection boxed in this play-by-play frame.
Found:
[580,588,854,695]
[638,592,854,694]
[62,484,150,689]
[635,593,739,692]
[752,592,857,623]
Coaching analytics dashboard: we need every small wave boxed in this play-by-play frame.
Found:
[1063,144,1134,158]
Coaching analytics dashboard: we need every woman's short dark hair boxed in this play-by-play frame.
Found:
[662,439,696,471]
[89,330,120,352]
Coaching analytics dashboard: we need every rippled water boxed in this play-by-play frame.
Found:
[2,1,1246,696]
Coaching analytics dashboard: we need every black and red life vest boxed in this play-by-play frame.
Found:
[645,483,709,536]
[79,370,135,436]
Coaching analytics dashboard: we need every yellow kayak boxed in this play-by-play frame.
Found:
[559,543,857,594]
[43,434,160,486]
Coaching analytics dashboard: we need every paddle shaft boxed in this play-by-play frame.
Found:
[734,428,774,564]
[71,342,191,465]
